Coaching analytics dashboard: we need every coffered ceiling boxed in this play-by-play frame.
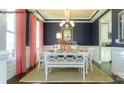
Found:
[34,9,107,23]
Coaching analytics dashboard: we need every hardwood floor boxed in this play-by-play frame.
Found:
[7,66,36,84]
[98,62,124,84]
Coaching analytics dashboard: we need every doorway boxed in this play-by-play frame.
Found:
[99,11,112,76]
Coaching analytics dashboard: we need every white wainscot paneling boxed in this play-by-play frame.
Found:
[7,57,16,80]
[36,48,40,64]
[78,46,99,64]
[43,45,53,51]
[92,46,100,64]
[112,47,124,79]
[26,46,30,69]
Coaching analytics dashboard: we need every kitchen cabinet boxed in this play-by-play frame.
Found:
[101,47,111,62]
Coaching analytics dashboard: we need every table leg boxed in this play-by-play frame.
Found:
[85,57,89,74]
[83,67,85,81]
[86,62,88,74]
[45,66,48,81]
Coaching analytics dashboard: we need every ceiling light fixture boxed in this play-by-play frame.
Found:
[59,9,75,28]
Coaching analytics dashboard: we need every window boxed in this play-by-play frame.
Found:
[6,13,16,57]
[36,20,40,48]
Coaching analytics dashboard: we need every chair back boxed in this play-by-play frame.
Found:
[37,48,44,62]
[88,48,94,62]
[53,44,61,51]
[71,45,79,50]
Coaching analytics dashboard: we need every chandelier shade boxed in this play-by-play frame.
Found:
[59,9,75,28]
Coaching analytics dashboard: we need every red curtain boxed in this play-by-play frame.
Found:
[16,9,26,75]
[30,14,37,68]
[40,21,44,53]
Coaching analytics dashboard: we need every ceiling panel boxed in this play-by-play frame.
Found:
[38,9,65,19]
[70,9,97,19]
[36,9,107,22]
[38,9,97,19]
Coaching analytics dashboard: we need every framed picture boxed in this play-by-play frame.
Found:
[61,28,73,41]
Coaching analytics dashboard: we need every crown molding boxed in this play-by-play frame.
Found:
[90,9,107,22]
[28,9,46,22]
[29,9,107,23]
[45,21,92,23]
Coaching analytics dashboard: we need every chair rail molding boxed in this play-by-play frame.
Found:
[0,50,10,84]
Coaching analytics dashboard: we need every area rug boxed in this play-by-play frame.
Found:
[19,65,114,83]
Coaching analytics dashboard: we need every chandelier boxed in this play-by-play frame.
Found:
[59,9,75,28]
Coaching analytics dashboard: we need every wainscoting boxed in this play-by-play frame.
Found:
[26,46,30,69]
[112,47,124,79]
[78,46,100,64]
[7,57,16,80]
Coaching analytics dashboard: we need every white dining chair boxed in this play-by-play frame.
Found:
[53,44,61,51]
[71,45,79,51]
[37,50,44,71]
[88,47,94,72]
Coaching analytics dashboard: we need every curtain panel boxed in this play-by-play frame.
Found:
[40,21,44,53]
[16,9,26,75]
[30,14,37,68]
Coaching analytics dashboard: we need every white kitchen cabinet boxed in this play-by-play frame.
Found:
[101,47,111,62]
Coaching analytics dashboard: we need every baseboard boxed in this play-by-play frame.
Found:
[93,60,124,83]
[92,60,101,68]
[111,72,124,83]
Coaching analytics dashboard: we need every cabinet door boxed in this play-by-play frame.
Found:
[101,47,111,62]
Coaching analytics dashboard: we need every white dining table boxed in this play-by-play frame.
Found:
[44,50,88,81]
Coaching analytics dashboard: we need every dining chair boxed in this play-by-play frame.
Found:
[71,45,79,50]
[88,47,94,72]
[37,50,44,71]
[53,44,61,51]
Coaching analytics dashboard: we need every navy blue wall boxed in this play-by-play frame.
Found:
[112,9,124,47]
[44,23,92,45]
[73,23,92,45]
[92,19,99,45]
[44,23,61,45]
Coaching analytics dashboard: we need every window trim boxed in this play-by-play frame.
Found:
[6,13,16,58]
